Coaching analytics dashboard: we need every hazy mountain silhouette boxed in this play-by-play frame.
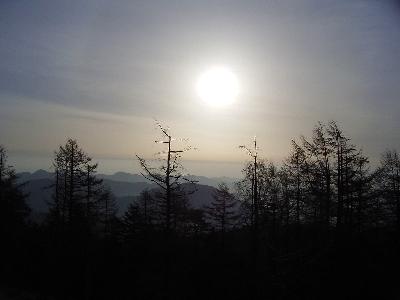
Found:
[19,178,155,214]
[17,169,53,182]
[185,174,237,188]
[18,170,236,187]
[97,172,149,183]
[17,170,219,218]
[180,183,216,209]
[103,180,156,197]
[98,172,237,188]
[21,178,52,212]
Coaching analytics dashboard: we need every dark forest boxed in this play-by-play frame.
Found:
[1,120,399,299]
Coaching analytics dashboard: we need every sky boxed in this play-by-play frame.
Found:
[1,0,400,177]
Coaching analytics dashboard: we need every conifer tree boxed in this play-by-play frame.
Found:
[49,139,108,234]
[136,121,197,234]
[375,150,400,232]
[0,145,30,236]
[205,182,238,234]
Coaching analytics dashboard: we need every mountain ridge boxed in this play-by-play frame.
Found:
[17,170,228,218]
[17,170,238,187]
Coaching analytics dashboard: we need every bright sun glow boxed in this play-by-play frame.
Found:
[196,67,239,106]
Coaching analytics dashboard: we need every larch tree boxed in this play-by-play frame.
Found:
[352,151,371,232]
[136,121,197,297]
[302,122,334,228]
[0,145,30,237]
[236,159,276,231]
[136,121,197,235]
[375,150,400,233]
[239,136,260,231]
[97,188,118,236]
[205,182,238,235]
[282,140,309,226]
[326,121,372,232]
[122,190,156,241]
[49,139,107,234]
[261,162,281,233]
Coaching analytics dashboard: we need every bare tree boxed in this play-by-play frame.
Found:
[136,121,197,234]
[136,121,197,297]
[239,136,259,232]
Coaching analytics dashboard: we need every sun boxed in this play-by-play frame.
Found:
[196,67,239,106]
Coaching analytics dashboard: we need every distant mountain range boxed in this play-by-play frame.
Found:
[16,170,238,219]
[17,170,237,187]
[96,172,238,188]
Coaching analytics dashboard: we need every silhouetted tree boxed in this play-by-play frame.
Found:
[281,140,309,226]
[83,163,103,224]
[237,159,282,232]
[302,122,334,228]
[136,121,197,234]
[205,182,238,236]
[97,188,118,236]
[239,137,259,232]
[0,145,30,235]
[235,162,255,227]
[352,152,371,232]
[136,121,197,297]
[122,190,156,240]
[49,139,108,235]
[375,150,400,233]
[260,162,282,233]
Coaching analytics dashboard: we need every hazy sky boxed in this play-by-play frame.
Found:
[1,0,400,176]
